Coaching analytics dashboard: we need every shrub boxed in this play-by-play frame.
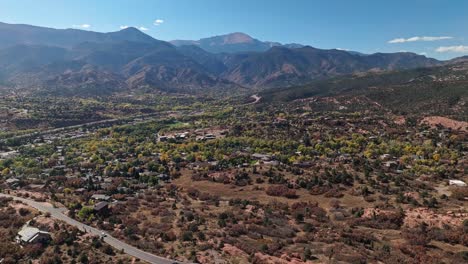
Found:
[182,231,193,241]
[266,185,298,199]
[18,208,30,216]
[451,187,468,200]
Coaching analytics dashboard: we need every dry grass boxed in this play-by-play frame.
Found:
[173,169,370,210]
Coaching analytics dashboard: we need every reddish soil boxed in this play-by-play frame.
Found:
[403,208,467,228]
[421,116,467,132]
[253,252,315,264]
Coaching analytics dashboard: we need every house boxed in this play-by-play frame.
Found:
[293,161,312,168]
[338,154,352,163]
[91,194,111,201]
[274,118,288,125]
[26,184,45,190]
[158,135,168,142]
[384,161,399,169]
[263,160,280,166]
[16,226,50,244]
[175,132,189,140]
[380,154,392,161]
[158,174,170,182]
[449,179,467,187]
[203,134,216,141]
[75,188,86,194]
[190,161,215,171]
[5,178,20,188]
[252,153,272,161]
[93,201,109,214]
[140,170,157,177]
[0,150,19,160]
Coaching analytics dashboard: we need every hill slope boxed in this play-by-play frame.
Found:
[259,62,468,120]
[0,22,158,48]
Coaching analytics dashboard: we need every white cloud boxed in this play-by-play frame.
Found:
[436,45,468,53]
[120,25,129,29]
[336,48,349,51]
[154,19,164,26]
[139,26,149,31]
[419,52,427,56]
[388,36,452,44]
[72,24,91,29]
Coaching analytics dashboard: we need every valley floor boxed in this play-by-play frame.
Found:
[0,93,467,263]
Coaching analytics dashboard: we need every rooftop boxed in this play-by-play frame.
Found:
[17,226,49,243]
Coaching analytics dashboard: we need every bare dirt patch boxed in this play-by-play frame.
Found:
[173,170,370,209]
[421,116,468,132]
[403,208,467,228]
[253,252,314,264]
[394,116,406,125]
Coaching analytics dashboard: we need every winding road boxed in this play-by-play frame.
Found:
[0,193,179,264]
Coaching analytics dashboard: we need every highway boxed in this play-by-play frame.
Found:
[0,193,179,264]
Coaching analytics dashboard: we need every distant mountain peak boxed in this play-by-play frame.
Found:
[0,21,158,49]
[171,32,282,53]
[108,27,156,43]
[217,32,255,44]
[118,26,141,33]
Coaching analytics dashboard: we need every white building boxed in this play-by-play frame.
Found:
[0,150,19,160]
[449,179,467,187]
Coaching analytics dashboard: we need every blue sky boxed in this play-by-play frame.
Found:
[1,0,468,59]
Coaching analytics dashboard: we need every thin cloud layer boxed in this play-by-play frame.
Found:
[436,45,468,53]
[72,24,91,29]
[154,19,164,26]
[388,36,452,44]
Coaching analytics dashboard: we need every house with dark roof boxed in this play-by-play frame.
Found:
[5,178,20,188]
[93,201,110,215]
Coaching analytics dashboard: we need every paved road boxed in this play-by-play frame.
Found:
[0,110,186,143]
[0,193,179,264]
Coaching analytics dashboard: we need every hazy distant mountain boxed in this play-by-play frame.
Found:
[171,32,282,53]
[0,22,450,96]
[0,23,243,94]
[217,46,441,87]
[0,22,158,49]
[0,42,238,95]
[282,43,305,49]
[176,45,227,75]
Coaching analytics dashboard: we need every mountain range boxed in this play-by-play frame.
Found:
[0,22,452,96]
[170,32,304,53]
